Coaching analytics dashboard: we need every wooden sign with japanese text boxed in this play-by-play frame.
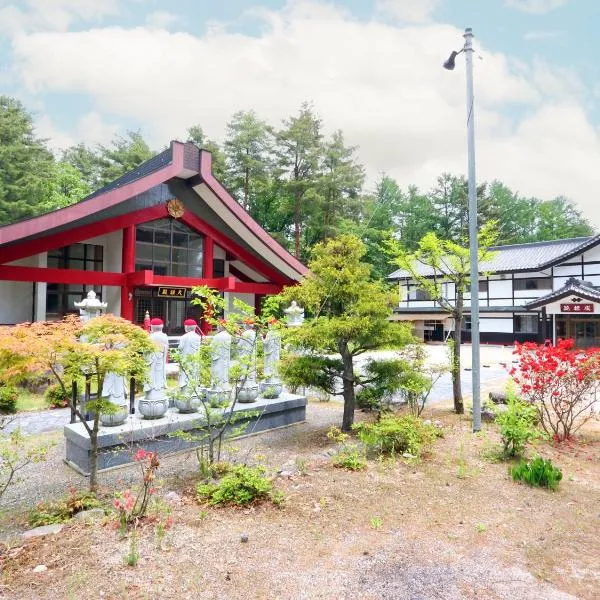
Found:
[157,287,187,298]
[560,303,594,313]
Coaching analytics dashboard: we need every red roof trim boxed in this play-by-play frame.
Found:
[198,151,308,276]
[0,142,185,246]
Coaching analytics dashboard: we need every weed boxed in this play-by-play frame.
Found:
[29,488,102,527]
[476,523,487,533]
[354,415,438,458]
[495,385,539,458]
[197,464,275,506]
[332,447,367,471]
[295,457,308,476]
[124,528,139,567]
[270,489,286,506]
[510,456,562,490]
[370,516,383,530]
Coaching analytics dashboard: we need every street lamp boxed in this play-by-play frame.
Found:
[444,27,481,433]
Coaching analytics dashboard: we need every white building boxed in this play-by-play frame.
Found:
[388,236,600,347]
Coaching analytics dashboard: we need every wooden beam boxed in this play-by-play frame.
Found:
[0,204,169,265]
[0,265,125,286]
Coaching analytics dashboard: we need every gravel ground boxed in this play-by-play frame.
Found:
[0,401,343,517]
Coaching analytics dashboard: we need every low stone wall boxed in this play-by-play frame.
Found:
[64,393,307,475]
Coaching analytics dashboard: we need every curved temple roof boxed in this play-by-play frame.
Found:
[388,235,600,280]
[0,141,307,283]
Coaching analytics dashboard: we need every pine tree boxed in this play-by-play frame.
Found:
[0,96,55,224]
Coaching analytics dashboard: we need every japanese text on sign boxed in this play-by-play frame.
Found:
[560,303,594,313]
[157,287,186,298]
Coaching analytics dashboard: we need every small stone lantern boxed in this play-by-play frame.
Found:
[74,290,107,322]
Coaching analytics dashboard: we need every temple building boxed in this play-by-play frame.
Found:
[389,236,600,347]
[0,141,307,335]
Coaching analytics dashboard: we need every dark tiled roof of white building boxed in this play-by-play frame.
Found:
[388,235,600,280]
[525,277,600,309]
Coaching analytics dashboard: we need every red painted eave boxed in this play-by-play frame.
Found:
[0,142,187,246]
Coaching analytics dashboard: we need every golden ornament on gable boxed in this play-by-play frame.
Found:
[167,199,185,219]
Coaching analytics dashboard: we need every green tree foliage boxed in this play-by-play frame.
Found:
[0,96,55,224]
[224,110,273,212]
[38,162,91,213]
[278,234,413,430]
[60,143,103,191]
[97,131,154,186]
[275,102,323,260]
[388,222,499,414]
[315,130,365,241]
[187,124,227,181]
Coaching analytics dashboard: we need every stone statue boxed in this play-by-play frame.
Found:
[284,301,304,327]
[236,324,259,402]
[238,325,257,383]
[139,318,169,419]
[74,290,107,322]
[178,319,202,389]
[261,325,283,399]
[101,369,127,404]
[263,327,281,380]
[210,327,232,390]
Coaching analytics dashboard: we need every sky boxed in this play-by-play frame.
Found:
[1,0,599,226]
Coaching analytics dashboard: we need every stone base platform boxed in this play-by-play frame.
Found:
[64,393,306,476]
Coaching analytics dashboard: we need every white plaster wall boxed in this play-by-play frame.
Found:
[35,253,47,321]
[583,245,600,262]
[543,299,600,315]
[488,279,512,299]
[553,264,581,278]
[0,255,39,324]
[479,317,513,333]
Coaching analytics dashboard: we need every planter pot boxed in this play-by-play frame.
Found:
[260,381,283,399]
[237,383,260,403]
[99,403,128,427]
[174,395,201,414]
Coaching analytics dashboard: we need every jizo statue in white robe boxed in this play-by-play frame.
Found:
[145,319,169,394]
[210,327,232,390]
[263,326,281,382]
[178,319,202,389]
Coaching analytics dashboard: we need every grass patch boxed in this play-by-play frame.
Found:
[16,390,54,412]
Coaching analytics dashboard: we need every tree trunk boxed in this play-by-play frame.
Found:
[244,165,249,210]
[89,415,100,492]
[339,341,356,431]
[452,294,464,415]
[294,190,301,259]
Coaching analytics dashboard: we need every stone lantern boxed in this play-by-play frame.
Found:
[74,290,107,322]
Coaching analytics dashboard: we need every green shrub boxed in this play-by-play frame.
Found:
[495,389,539,458]
[29,488,103,527]
[332,447,367,471]
[196,465,275,506]
[0,385,18,414]
[353,414,438,458]
[510,456,562,490]
[44,383,69,409]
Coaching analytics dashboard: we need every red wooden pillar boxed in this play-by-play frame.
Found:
[201,236,214,334]
[121,226,136,321]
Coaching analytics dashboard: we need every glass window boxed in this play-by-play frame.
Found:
[135,220,204,278]
[514,278,552,291]
[479,280,488,293]
[514,314,538,333]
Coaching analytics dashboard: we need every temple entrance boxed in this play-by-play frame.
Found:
[134,288,201,335]
[555,316,600,348]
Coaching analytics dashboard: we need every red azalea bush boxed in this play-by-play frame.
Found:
[511,339,600,442]
[114,448,159,533]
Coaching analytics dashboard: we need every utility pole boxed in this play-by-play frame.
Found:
[464,28,481,432]
[443,28,481,432]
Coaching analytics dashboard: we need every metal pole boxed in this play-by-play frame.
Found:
[464,27,481,432]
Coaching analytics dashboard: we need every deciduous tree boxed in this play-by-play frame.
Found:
[278,235,413,431]
[388,222,498,414]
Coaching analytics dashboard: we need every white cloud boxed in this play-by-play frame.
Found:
[0,0,120,34]
[375,0,441,23]
[145,11,180,30]
[8,0,600,226]
[523,30,562,41]
[505,0,568,14]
